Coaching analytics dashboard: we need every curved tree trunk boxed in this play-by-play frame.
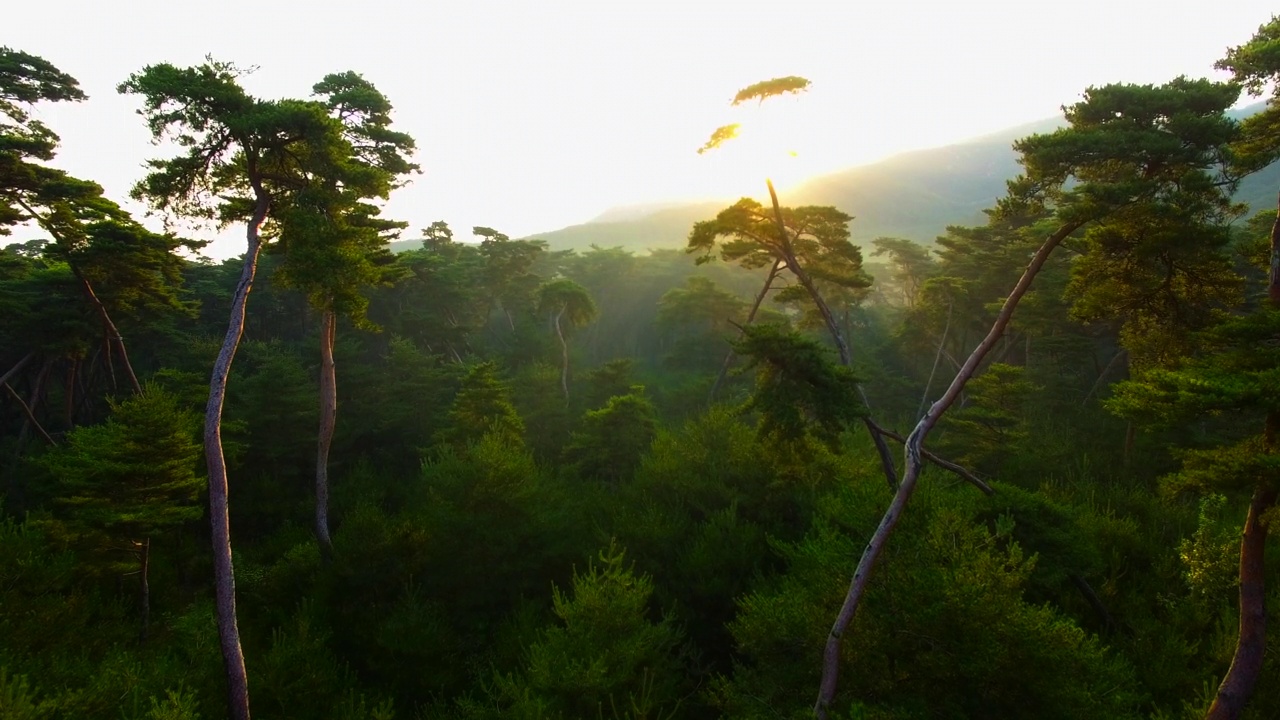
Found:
[814,220,1080,719]
[12,199,142,396]
[315,306,337,556]
[76,273,141,395]
[1204,192,1280,720]
[555,306,569,401]
[205,189,269,720]
[1205,481,1278,720]
[709,259,781,404]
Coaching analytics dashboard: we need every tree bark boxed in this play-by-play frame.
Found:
[555,306,569,401]
[1204,481,1277,720]
[315,307,336,556]
[205,188,269,720]
[1203,192,1280,720]
[764,179,899,492]
[814,220,1080,719]
[765,180,849,365]
[865,419,993,496]
[709,259,781,404]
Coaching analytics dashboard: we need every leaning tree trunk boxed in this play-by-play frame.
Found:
[0,353,33,388]
[3,381,54,446]
[918,302,953,419]
[1204,480,1277,720]
[1204,192,1280,720]
[555,306,569,401]
[12,199,142,396]
[315,306,337,556]
[764,179,899,491]
[814,219,1081,719]
[204,189,269,720]
[76,272,142,395]
[709,258,782,403]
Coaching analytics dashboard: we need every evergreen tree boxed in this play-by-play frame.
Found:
[38,387,202,640]
[434,361,525,451]
[536,279,598,401]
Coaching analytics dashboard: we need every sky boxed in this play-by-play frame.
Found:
[5,0,1277,259]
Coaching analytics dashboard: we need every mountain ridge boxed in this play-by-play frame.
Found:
[517,103,1276,253]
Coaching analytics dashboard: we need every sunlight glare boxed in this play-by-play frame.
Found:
[696,90,826,202]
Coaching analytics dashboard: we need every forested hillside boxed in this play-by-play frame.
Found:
[527,105,1278,254]
[3,17,1280,720]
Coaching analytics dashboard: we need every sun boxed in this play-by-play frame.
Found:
[694,90,826,200]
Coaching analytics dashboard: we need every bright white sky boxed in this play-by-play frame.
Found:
[5,0,1276,258]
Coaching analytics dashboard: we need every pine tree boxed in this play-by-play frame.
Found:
[38,387,202,641]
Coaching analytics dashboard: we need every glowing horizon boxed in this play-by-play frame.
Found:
[4,0,1277,258]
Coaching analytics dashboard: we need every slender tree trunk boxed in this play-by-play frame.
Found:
[138,537,151,643]
[764,179,898,491]
[102,330,117,392]
[555,306,569,401]
[73,348,99,425]
[10,200,142,396]
[0,353,33,388]
[15,360,52,453]
[1082,349,1127,406]
[315,306,337,556]
[1068,572,1115,631]
[74,349,100,426]
[205,189,269,720]
[1204,193,1280,720]
[77,273,142,395]
[765,180,849,365]
[3,382,55,445]
[814,220,1080,719]
[919,302,953,419]
[709,259,781,404]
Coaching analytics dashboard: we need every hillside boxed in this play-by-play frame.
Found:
[522,116,1066,252]
[518,105,1278,254]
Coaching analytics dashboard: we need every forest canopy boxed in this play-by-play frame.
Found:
[3,16,1280,720]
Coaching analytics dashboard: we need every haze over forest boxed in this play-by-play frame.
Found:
[7,5,1280,720]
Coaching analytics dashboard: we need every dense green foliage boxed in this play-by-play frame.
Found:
[6,23,1280,720]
